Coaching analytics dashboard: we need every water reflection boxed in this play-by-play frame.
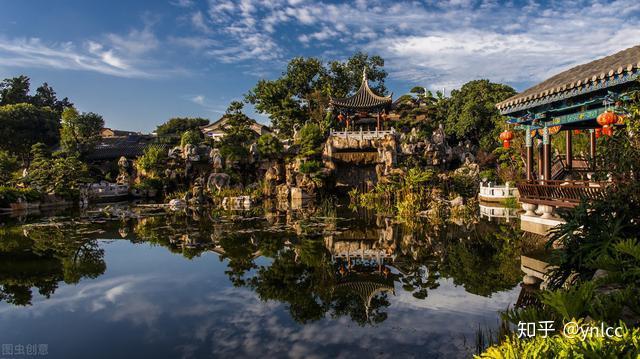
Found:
[0,201,523,357]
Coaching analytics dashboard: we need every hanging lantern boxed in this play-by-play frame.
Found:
[499,130,514,149]
[602,125,614,137]
[573,129,582,135]
[595,128,603,138]
[597,111,618,127]
[337,113,345,123]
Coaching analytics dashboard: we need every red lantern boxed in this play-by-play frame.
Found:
[602,125,614,137]
[595,128,602,138]
[597,111,618,127]
[499,130,514,149]
[573,129,582,135]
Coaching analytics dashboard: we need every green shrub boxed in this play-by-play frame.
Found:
[477,323,640,358]
[0,150,19,185]
[299,160,321,174]
[297,123,324,157]
[26,144,90,200]
[257,134,283,160]
[480,169,498,183]
[136,145,167,178]
[180,130,202,148]
[0,187,43,207]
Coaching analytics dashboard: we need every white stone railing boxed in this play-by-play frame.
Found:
[479,182,518,199]
[329,128,395,140]
[479,204,519,222]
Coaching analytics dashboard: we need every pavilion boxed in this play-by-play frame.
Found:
[330,69,393,131]
[496,45,640,213]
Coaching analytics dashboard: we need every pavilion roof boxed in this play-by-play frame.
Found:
[497,45,640,114]
[330,69,392,111]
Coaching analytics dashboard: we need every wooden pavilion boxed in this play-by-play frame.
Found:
[496,45,640,210]
[330,68,393,131]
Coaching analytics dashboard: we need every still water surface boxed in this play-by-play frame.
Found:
[0,202,523,358]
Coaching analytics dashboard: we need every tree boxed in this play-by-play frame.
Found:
[445,80,516,151]
[136,145,168,178]
[0,150,19,185]
[156,117,209,145]
[297,122,324,157]
[257,134,284,160]
[0,75,30,105]
[218,101,257,162]
[327,52,387,97]
[31,83,73,117]
[60,107,104,155]
[246,52,388,136]
[26,143,89,199]
[0,103,60,161]
[180,129,202,148]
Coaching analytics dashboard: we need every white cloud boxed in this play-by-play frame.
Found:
[0,23,184,78]
[171,0,194,7]
[0,37,152,77]
[191,11,212,33]
[191,95,205,105]
[186,0,640,91]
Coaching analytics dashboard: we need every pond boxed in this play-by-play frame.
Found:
[0,200,524,358]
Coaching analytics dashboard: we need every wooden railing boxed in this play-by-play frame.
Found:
[516,180,613,208]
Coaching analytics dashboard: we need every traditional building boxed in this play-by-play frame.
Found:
[200,116,272,141]
[497,45,639,231]
[330,69,393,131]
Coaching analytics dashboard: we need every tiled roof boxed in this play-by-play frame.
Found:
[330,69,392,111]
[497,45,640,113]
[85,136,166,161]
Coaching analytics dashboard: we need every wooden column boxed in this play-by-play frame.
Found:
[537,140,544,179]
[525,126,533,180]
[542,127,551,180]
[590,129,597,170]
[376,112,381,131]
[565,130,572,171]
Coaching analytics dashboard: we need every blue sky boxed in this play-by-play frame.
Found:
[1,0,639,132]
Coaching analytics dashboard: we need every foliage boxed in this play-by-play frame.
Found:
[217,101,257,162]
[25,144,89,199]
[246,52,387,135]
[156,117,209,145]
[0,75,30,105]
[132,178,163,194]
[180,129,202,148]
[477,323,640,358]
[136,145,167,178]
[60,107,104,156]
[479,169,498,182]
[0,76,72,116]
[299,160,322,174]
[256,134,284,160]
[0,187,42,207]
[445,80,516,151]
[0,103,60,160]
[297,122,324,157]
[492,146,524,183]
[0,150,19,185]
